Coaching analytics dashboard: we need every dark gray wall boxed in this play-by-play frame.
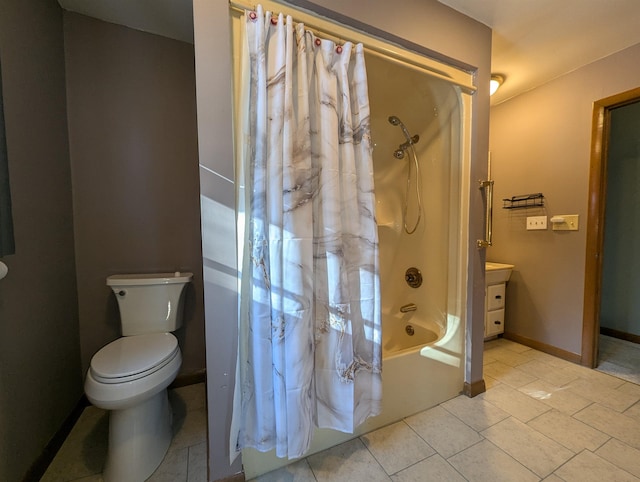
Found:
[600,100,640,337]
[0,1,82,481]
[63,13,205,376]
[489,42,640,356]
[0,5,204,479]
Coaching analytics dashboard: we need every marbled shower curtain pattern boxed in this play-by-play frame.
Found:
[232,5,382,460]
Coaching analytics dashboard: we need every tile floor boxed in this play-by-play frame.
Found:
[252,338,640,481]
[43,338,640,481]
[597,334,640,385]
[41,383,207,482]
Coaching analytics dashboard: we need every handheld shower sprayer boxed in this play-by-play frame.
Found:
[388,116,418,147]
[388,115,423,234]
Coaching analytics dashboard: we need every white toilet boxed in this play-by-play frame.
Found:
[84,272,192,482]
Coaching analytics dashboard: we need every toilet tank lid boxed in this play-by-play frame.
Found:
[107,272,193,286]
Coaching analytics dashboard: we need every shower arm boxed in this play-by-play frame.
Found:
[477,180,494,248]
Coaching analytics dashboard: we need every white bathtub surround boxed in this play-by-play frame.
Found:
[232,5,381,461]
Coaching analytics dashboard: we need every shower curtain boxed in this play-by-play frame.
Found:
[231,5,382,460]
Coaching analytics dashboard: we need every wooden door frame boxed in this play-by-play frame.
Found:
[581,86,640,367]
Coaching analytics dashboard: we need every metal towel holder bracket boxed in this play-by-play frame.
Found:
[477,179,494,248]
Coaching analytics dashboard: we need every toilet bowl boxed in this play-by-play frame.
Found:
[84,272,192,482]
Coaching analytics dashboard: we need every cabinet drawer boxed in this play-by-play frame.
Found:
[487,283,506,311]
[486,308,505,337]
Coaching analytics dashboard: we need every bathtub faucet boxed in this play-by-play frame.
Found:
[400,303,417,313]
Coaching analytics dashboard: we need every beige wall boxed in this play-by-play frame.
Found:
[0,1,82,480]
[489,42,640,356]
[193,0,491,479]
[63,13,205,376]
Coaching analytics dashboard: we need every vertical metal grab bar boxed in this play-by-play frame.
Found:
[477,180,494,248]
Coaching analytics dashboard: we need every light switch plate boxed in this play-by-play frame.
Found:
[552,214,579,231]
[526,216,547,230]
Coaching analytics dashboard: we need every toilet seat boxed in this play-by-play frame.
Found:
[90,333,179,384]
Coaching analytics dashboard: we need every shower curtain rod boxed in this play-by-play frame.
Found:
[228,1,477,95]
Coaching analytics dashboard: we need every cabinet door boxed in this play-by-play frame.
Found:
[487,283,505,311]
[486,309,504,337]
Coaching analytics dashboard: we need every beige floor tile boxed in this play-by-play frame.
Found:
[517,360,579,386]
[448,440,538,482]
[595,438,640,478]
[485,338,531,353]
[307,438,391,482]
[483,361,538,388]
[41,406,108,482]
[527,409,610,453]
[404,406,482,459]
[483,347,532,367]
[43,385,208,482]
[625,401,640,422]
[526,350,577,369]
[482,383,551,422]
[618,381,640,398]
[541,475,564,482]
[147,446,189,482]
[250,459,317,482]
[565,378,639,412]
[483,350,497,365]
[360,421,435,475]
[554,450,639,482]
[187,442,208,482]
[171,407,208,450]
[574,403,640,449]
[481,417,573,477]
[518,379,592,415]
[484,375,500,390]
[441,394,509,432]
[562,364,626,390]
[391,454,466,482]
[170,383,207,413]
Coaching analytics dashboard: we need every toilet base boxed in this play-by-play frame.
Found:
[103,388,173,482]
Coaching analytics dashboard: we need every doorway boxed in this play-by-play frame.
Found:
[582,86,640,371]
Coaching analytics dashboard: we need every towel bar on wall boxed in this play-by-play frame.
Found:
[477,179,494,248]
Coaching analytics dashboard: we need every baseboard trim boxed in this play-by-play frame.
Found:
[22,394,89,482]
[463,379,486,397]
[170,368,207,389]
[503,332,582,364]
[600,327,640,345]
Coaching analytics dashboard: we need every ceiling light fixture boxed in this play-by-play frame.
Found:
[490,74,504,96]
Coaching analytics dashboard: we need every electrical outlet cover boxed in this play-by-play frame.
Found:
[526,216,547,230]
[551,214,579,231]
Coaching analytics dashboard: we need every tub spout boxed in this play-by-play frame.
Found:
[400,303,417,313]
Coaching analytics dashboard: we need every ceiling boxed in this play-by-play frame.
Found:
[438,0,640,104]
[57,0,640,105]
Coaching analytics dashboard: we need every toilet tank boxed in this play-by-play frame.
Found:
[107,272,193,336]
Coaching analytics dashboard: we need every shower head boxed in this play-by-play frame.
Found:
[389,115,419,150]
